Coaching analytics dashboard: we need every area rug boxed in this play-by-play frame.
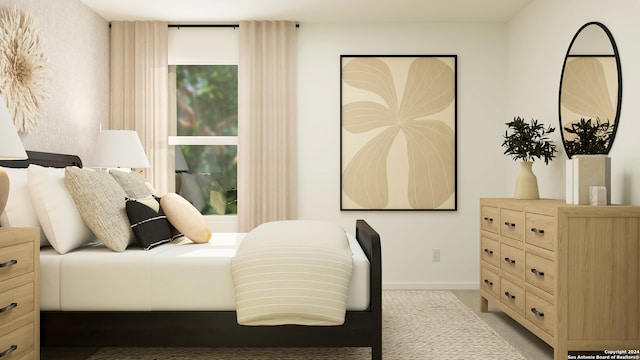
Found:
[87,291,525,360]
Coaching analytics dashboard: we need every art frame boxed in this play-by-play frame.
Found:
[340,55,457,211]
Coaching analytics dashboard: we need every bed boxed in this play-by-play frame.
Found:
[0,151,382,359]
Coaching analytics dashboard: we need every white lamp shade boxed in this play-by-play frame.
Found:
[88,130,150,168]
[0,97,27,160]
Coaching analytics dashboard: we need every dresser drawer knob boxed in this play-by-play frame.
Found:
[0,259,17,268]
[483,279,494,286]
[531,228,545,234]
[504,291,516,300]
[0,302,17,313]
[483,248,494,255]
[0,345,17,358]
[504,222,516,228]
[504,257,516,264]
[530,268,545,276]
[483,217,494,223]
[531,308,545,317]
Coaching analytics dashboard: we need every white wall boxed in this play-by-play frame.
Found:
[0,0,109,161]
[508,0,640,205]
[297,22,509,288]
[15,0,638,290]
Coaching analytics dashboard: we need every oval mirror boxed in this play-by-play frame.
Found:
[558,22,622,158]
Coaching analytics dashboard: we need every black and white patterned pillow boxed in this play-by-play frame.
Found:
[125,196,172,250]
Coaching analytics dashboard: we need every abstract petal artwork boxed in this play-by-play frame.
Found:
[340,55,457,210]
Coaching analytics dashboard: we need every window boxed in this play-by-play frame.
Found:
[168,28,239,222]
[171,64,237,216]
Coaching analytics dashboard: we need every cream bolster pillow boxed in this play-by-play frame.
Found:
[160,193,211,243]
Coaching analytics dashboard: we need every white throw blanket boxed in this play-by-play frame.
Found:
[230,220,353,326]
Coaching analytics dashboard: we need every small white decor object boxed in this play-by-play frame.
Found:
[571,155,611,205]
[0,6,49,133]
[565,160,573,204]
[589,186,607,206]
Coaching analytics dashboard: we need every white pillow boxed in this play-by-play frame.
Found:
[0,167,48,246]
[28,165,95,254]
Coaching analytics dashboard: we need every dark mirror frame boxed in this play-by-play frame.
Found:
[558,21,622,158]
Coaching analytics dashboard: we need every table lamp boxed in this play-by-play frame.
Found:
[0,98,28,215]
[88,130,150,169]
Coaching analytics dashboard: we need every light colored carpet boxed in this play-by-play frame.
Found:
[87,291,526,360]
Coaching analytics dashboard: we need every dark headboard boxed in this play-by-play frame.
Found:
[0,151,82,169]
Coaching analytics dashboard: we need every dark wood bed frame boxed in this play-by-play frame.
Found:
[0,151,383,359]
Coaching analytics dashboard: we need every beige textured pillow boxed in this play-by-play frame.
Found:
[64,167,134,252]
[160,193,211,243]
[109,169,153,199]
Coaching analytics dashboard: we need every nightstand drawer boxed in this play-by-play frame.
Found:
[501,278,524,314]
[500,209,524,241]
[0,243,34,283]
[480,236,500,268]
[525,252,555,295]
[0,283,34,329]
[481,206,500,234]
[0,322,34,359]
[525,213,555,251]
[500,243,524,279]
[480,266,500,299]
[526,291,555,336]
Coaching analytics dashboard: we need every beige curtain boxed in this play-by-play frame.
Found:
[110,21,171,195]
[238,21,297,232]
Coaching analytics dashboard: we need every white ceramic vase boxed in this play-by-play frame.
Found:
[514,161,539,200]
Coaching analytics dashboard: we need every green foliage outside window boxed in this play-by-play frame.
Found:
[175,65,238,215]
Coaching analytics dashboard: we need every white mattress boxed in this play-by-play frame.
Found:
[40,232,370,311]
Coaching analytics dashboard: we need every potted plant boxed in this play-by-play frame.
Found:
[562,117,612,205]
[502,116,557,199]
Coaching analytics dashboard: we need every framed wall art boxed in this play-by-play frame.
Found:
[340,55,457,210]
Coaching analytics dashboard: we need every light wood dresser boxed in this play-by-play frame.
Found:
[480,198,640,360]
[0,228,39,360]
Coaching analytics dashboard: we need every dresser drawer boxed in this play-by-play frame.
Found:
[525,291,555,336]
[501,278,524,314]
[525,252,555,295]
[0,283,34,329]
[480,236,500,268]
[500,209,524,241]
[0,243,34,283]
[500,243,524,279]
[481,206,500,234]
[0,322,34,359]
[480,266,500,299]
[525,213,555,251]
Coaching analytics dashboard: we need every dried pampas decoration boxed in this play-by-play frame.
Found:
[0,6,49,133]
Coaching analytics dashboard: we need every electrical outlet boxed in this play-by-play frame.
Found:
[432,249,440,262]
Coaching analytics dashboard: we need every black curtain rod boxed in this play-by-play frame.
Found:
[110,23,299,28]
[169,24,239,28]
[168,23,300,28]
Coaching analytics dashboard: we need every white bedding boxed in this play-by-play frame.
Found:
[40,232,370,312]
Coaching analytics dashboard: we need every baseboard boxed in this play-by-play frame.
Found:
[382,282,479,290]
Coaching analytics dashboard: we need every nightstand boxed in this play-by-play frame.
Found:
[0,227,39,359]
